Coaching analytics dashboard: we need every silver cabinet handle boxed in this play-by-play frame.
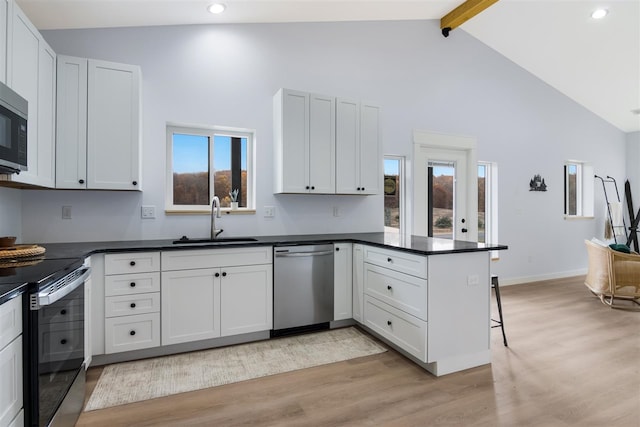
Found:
[275,250,334,257]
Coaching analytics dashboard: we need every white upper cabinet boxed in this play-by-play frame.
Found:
[87,59,141,190]
[274,88,380,196]
[336,100,381,195]
[55,56,87,189]
[56,56,141,190]
[4,1,56,188]
[0,0,9,84]
[274,88,335,194]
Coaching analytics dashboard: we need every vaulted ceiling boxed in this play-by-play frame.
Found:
[16,0,640,133]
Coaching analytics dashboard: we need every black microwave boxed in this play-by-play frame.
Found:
[0,81,28,174]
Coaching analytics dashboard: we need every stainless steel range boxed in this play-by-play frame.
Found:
[18,259,90,426]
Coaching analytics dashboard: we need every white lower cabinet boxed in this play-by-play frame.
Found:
[364,295,427,361]
[161,268,221,345]
[352,244,365,323]
[333,243,353,321]
[220,265,273,337]
[161,247,273,346]
[105,313,160,354]
[103,252,161,354]
[0,297,22,427]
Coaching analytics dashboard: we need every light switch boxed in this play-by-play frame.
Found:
[62,206,72,220]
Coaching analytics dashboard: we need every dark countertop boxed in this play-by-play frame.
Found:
[1,232,507,305]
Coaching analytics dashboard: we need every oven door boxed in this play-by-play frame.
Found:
[26,267,90,427]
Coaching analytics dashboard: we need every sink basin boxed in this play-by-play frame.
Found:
[172,236,258,244]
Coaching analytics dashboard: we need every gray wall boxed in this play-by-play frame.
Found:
[0,187,21,241]
[2,19,628,283]
[627,131,640,209]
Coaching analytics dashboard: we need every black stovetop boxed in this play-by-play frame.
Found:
[0,257,83,303]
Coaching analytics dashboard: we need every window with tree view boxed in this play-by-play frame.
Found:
[166,125,253,211]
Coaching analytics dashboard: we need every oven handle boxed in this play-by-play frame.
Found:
[36,267,91,307]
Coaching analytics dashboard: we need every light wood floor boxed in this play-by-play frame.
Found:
[76,276,640,426]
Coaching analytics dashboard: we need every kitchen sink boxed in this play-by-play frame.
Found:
[172,236,259,244]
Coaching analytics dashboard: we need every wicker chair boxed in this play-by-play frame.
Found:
[584,239,640,310]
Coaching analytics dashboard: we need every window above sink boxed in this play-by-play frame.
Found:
[165,123,255,214]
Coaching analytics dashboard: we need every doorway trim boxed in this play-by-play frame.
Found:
[413,130,478,242]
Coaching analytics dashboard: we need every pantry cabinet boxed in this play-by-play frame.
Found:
[336,100,381,195]
[273,88,335,194]
[56,55,141,190]
[3,1,56,188]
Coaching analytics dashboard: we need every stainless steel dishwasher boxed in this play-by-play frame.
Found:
[273,244,334,335]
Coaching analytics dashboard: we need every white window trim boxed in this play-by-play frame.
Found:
[479,161,499,259]
[564,160,594,219]
[384,155,406,237]
[166,122,255,213]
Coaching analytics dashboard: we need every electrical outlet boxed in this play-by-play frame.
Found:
[264,206,275,218]
[141,205,156,219]
[62,206,72,220]
[467,274,479,286]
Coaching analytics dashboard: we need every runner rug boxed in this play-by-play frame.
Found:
[84,327,386,411]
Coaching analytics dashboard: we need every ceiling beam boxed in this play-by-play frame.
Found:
[441,0,499,37]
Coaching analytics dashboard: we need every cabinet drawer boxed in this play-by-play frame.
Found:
[0,336,22,427]
[364,295,427,362]
[105,293,160,318]
[364,264,427,320]
[105,252,160,275]
[105,272,160,296]
[363,246,427,278]
[105,313,160,354]
[0,297,22,350]
[161,246,272,271]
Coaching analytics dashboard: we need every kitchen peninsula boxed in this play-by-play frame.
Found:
[1,232,506,378]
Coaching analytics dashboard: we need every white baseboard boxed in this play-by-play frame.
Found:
[499,269,587,286]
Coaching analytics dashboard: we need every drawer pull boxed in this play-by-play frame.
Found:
[387,257,392,263]
[130,330,136,336]
[222,272,227,277]
[130,303,136,308]
[130,261,136,266]
[387,320,392,326]
[130,282,136,287]
[60,309,67,315]
[60,339,67,345]
[215,272,220,278]
[387,285,392,291]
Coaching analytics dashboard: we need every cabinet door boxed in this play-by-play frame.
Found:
[335,98,360,194]
[0,336,22,427]
[36,39,56,188]
[333,243,353,321]
[220,264,273,336]
[359,103,381,195]
[161,268,221,345]
[6,3,39,185]
[276,89,309,193]
[87,59,141,190]
[56,56,88,189]
[0,0,9,84]
[308,93,335,193]
[352,244,364,323]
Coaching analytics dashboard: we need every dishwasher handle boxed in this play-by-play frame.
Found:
[275,250,334,257]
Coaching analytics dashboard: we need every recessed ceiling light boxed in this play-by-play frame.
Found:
[591,8,608,19]
[208,3,226,14]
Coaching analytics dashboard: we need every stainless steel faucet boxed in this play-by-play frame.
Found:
[210,196,223,240]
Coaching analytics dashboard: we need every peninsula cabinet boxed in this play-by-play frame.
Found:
[161,247,273,346]
[273,88,335,194]
[1,0,56,188]
[335,100,381,195]
[56,55,141,190]
[359,245,490,376]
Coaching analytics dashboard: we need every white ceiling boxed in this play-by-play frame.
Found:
[16,0,640,133]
